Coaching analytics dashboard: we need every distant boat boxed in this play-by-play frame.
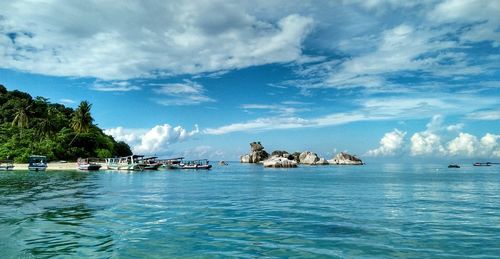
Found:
[448,164,460,168]
[28,155,48,171]
[164,158,212,170]
[105,155,148,171]
[77,157,102,171]
[473,162,492,166]
[0,159,14,171]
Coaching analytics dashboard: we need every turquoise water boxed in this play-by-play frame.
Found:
[0,163,499,258]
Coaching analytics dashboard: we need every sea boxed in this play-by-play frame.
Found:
[0,163,499,258]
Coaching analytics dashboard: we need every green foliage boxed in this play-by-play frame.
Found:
[0,84,132,162]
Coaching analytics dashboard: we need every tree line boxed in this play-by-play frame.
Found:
[0,84,132,162]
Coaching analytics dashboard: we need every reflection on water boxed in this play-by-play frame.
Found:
[0,164,499,258]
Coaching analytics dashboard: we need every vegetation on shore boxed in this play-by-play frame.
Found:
[0,84,132,162]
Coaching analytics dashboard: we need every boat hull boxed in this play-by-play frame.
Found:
[28,165,47,171]
[0,166,14,171]
[78,164,102,171]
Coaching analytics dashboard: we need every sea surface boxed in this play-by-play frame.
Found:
[0,163,499,258]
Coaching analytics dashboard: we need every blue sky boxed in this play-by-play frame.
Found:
[0,0,499,161]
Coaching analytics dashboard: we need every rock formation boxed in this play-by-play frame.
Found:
[298,151,320,165]
[328,152,363,165]
[271,150,295,160]
[263,156,298,168]
[240,141,269,163]
[296,151,329,165]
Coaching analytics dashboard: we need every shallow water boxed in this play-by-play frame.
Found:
[0,163,499,258]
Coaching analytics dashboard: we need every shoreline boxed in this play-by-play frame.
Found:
[11,162,78,171]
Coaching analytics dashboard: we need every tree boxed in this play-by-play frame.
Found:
[12,106,29,130]
[69,101,94,145]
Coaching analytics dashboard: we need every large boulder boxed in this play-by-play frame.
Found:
[299,151,320,165]
[240,154,250,163]
[328,152,363,165]
[263,156,298,168]
[240,142,269,163]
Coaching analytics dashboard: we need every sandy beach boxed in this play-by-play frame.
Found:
[12,162,78,171]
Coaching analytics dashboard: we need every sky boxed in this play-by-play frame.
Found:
[0,0,499,161]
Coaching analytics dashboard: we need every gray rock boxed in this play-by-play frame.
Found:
[240,154,250,163]
[328,152,363,165]
[263,156,298,168]
[241,142,269,163]
[299,151,320,165]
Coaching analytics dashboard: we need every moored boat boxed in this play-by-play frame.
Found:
[105,155,147,171]
[77,157,102,171]
[448,164,460,168]
[171,159,212,170]
[28,155,48,171]
[0,159,14,171]
[139,156,162,170]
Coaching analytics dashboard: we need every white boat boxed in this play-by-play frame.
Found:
[0,159,14,171]
[105,155,147,171]
[28,155,48,171]
[77,157,102,171]
[139,156,162,170]
[165,159,212,170]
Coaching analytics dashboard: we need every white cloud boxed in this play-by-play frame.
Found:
[410,131,446,156]
[91,81,141,92]
[0,1,314,80]
[58,98,75,104]
[365,116,500,158]
[466,110,500,121]
[205,95,497,135]
[153,80,215,106]
[104,127,143,144]
[447,133,478,157]
[447,133,500,157]
[366,129,406,156]
[241,102,310,116]
[105,124,199,154]
[428,0,500,45]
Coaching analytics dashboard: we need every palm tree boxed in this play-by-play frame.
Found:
[69,101,94,145]
[12,106,29,130]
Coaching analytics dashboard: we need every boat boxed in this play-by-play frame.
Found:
[448,164,460,168]
[173,159,212,170]
[158,157,184,169]
[105,155,147,171]
[473,162,492,166]
[77,157,102,171]
[28,155,48,171]
[0,159,14,171]
[139,156,162,170]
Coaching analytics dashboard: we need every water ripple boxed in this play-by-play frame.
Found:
[0,164,499,257]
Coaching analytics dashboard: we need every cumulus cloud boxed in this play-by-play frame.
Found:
[0,1,314,80]
[153,80,215,106]
[410,131,446,156]
[366,116,500,158]
[105,124,199,154]
[366,129,406,156]
[448,133,500,157]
